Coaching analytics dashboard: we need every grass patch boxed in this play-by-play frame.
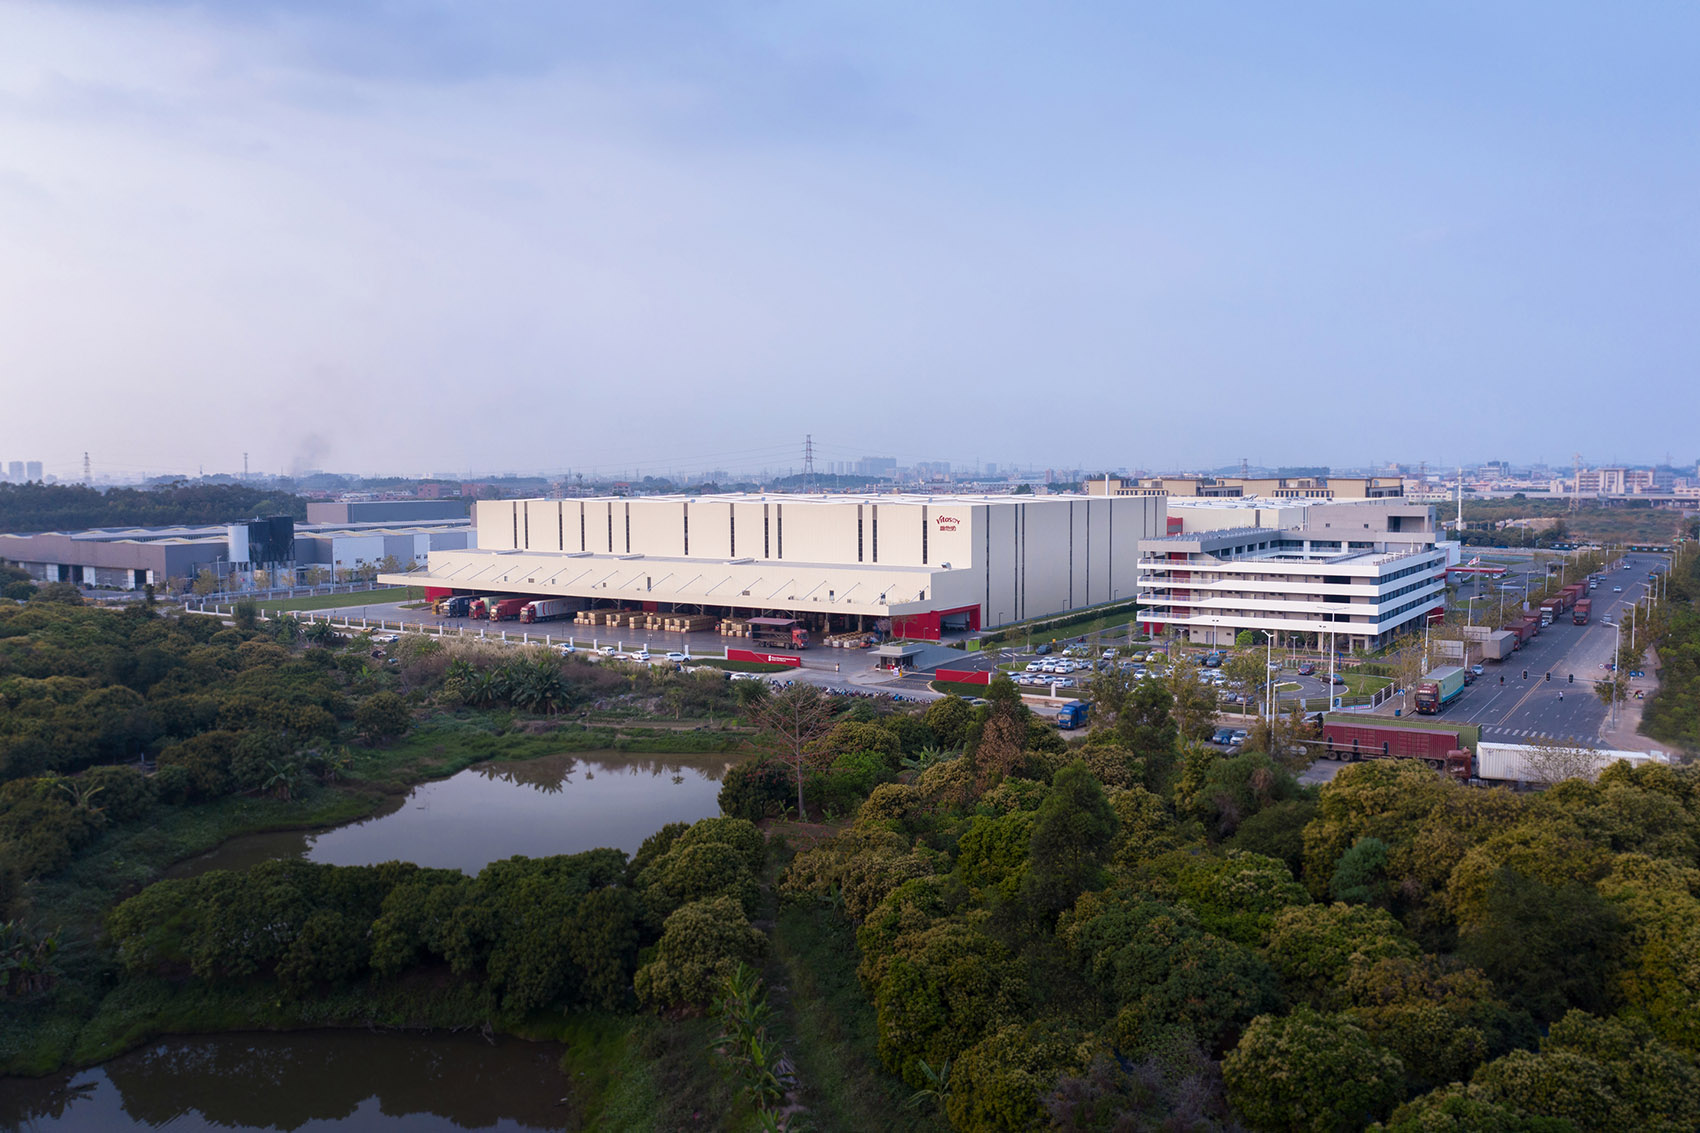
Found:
[255,587,418,613]
[769,900,948,1133]
[1340,673,1393,697]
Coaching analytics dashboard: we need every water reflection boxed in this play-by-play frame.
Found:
[169,750,740,879]
[1,1031,573,1131]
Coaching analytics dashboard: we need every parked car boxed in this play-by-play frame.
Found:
[1297,663,1316,676]
[1230,729,1249,745]
[373,633,399,644]
[1035,643,1053,655]
[1331,673,1346,685]
[631,650,652,662]
[1211,727,1236,745]
[665,651,688,663]
[1471,663,1484,676]
[1025,661,1043,672]
[557,643,577,655]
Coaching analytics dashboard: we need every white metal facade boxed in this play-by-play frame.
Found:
[383,493,1164,627]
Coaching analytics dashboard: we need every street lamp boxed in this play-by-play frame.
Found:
[1611,620,1622,727]
[1262,630,1276,720]
[1466,594,1486,627]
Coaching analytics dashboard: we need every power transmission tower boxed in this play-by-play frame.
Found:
[802,434,815,492]
[83,452,91,484]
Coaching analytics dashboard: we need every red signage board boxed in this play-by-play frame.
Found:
[726,648,803,668]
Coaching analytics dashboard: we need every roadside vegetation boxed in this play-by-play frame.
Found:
[6,550,1700,1130]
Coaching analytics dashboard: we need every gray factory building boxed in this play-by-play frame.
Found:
[1,517,474,592]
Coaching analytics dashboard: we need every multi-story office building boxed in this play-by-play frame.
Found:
[1135,499,1448,651]
[1088,474,1403,500]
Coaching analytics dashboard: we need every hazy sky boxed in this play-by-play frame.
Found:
[2,2,1696,482]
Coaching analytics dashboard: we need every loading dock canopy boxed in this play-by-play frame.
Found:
[872,643,928,660]
[746,617,800,626]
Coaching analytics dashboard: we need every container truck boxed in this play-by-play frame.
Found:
[1414,665,1466,714]
[489,597,528,622]
[1572,598,1592,625]
[519,598,573,624]
[1320,721,1472,781]
[468,597,491,620]
[1055,700,1090,729]
[748,617,810,650]
[1475,742,1668,787]
[1478,630,1516,661]
[1539,599,1560,627]
[1562,583,1584,610]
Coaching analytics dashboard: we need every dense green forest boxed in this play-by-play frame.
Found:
[5,549,1700,1129]
[0,481,306,533]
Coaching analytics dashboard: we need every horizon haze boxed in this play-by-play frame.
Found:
[2,2,1696,481]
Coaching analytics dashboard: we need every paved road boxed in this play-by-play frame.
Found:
[1426,554,1664,745]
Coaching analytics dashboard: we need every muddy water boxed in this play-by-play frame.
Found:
[0,1031,576,1131]
[169,750,738,878]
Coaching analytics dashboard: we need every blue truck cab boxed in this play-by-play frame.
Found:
[1056,700,1090,729]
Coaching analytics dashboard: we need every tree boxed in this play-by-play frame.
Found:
[1458,869,1624,1025]
[634,895,766,1009]
[1167,660,1221,742]
[745,684,838,821]
[1223,1007,1405,1133]
[925,696,974,750]
[355,691,412,745]
[192,569,218,597]
[1020,763,1118,919]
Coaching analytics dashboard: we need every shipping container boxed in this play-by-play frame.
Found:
[1320,721,1471,780]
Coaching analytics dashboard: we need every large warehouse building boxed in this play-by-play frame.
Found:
[381,493,1165,639]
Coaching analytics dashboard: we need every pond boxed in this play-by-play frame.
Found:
[1,1031,576,1131]
[169,750,740,878]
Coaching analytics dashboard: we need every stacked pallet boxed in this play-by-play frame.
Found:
[664,615,718,633]
[719,618,752,638]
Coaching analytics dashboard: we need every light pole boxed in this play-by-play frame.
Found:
[1612,620,1622,728]
[1263,630,1276,720]
[1466,594,1486,627]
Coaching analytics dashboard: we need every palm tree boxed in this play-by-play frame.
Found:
[0,921,61,998]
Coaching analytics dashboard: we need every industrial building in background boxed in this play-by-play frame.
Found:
[1135,497,1451,651]
[1088,474,1405,500]
[381,493,1165,640]
[0,499,473,592]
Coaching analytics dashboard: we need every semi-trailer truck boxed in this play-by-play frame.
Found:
[1539,599,1560,627]
[519,598,573,624]
[489,597,528,622]
[749,617,810,650]
[1479,629,1516,660]
[1320,721,1471,779]
[1056,700,1090,729]
[468,597,491,620]
[1573,598,1592,625]
[1414,665,1466,714]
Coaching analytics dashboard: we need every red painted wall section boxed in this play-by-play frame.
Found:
[726,648,803,668]
[425,587,452,600]
[643,601,660,613]
[890,606,981,642]
[891,611,942,640]
[934,668,991,685]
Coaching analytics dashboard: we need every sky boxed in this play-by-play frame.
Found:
[1,1,1697,482]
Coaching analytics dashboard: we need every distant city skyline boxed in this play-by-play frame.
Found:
[3,4,1697,477]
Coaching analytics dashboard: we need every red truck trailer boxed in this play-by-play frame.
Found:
[1572,598,1592,625]
[1561,583,1584,610]
[1320,721,1471,780]
[489,597,528,622]
[468,597,492,620]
